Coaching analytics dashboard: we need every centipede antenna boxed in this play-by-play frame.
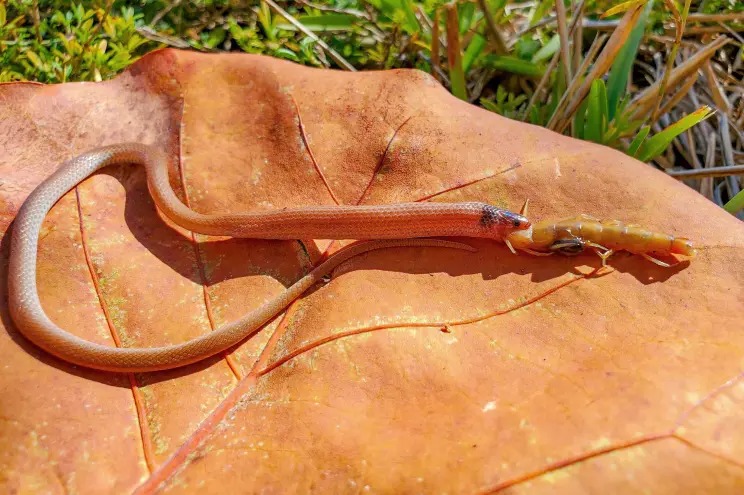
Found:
[551,241,582,251]
[641,253,672,268]
[519,199,529,216]
[504,238,517,255]
[549,240,584,256]
[522,248,553,257]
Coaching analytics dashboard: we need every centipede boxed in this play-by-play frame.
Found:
[504,200,696,267]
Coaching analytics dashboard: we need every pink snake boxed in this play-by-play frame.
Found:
[8,143,529,372]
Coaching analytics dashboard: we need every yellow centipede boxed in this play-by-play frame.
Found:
[505,201,696,267]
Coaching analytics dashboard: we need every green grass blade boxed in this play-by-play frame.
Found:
[276,14,358,32]
[627,125,651,157]
[480,55,544,77]
[487,0,507,12]
[573,96,589,140]
[274,47,300,62]
[446,4,467,101]
[463,27,487,73]
[602,0,648,18]
[458,1,476,34]
[532,34,559,63]
[399,0,421,34]
[449,68,467,101]
[724,190,744,215]
[529,0,553,27]
[636,106,714,162]
[547,64,566,123]
[599,77,608,138]
[606,0,652,120]
[369,0,420,34]
[480,98,499,113]
[584,79,607,143]
[529,105,541,125]
[204,27,226,49]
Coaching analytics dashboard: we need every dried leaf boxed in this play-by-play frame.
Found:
[1,50,743,494]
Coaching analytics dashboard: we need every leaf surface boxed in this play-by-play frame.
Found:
[1,49,743,494]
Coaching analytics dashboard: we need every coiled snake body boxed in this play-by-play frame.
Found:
[8,143,529,372]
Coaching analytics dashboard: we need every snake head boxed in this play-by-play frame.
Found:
[504,209,531,231]
[479,205,531,239]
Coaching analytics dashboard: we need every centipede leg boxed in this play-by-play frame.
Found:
[641,253,673,268]
[595,249,615,267]
[585,241,609,251]
[504,238,517,255]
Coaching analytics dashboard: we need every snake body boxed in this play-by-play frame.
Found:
[8,143,529,372]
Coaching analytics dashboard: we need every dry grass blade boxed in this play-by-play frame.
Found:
[628,36,730,120]
[702,131,717,199]
[521,0,586,122]
[445,3,466,100]
[719,113,741,199]
[667,165,744,179]
[572,0,585,76]
[297,0,373,19]
[521,49,561,122]
[136,26,190,49]
[687,12,744,23]
[682,26,744,35]
[477,0,507,54]
[552,32,607,127]
[149,0,182,27]
[431,11,441,82]
[548,1,644,132]
[416,5,434,32]
[681,126,702,191]
[555,0,573,84]
[702,60,731,113]
[264,0,356,71]
[649,0,690,122]
[657,71,698,116]
[583,12,744,32]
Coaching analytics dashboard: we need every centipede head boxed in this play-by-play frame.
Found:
[670,237,696,257]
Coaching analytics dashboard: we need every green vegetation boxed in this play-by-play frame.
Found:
[1,0,742,213]
[0,1,150,82]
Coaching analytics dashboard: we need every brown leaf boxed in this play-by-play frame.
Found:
[1,49,743,493]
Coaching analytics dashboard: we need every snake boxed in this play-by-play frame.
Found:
[8,143,530,372]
